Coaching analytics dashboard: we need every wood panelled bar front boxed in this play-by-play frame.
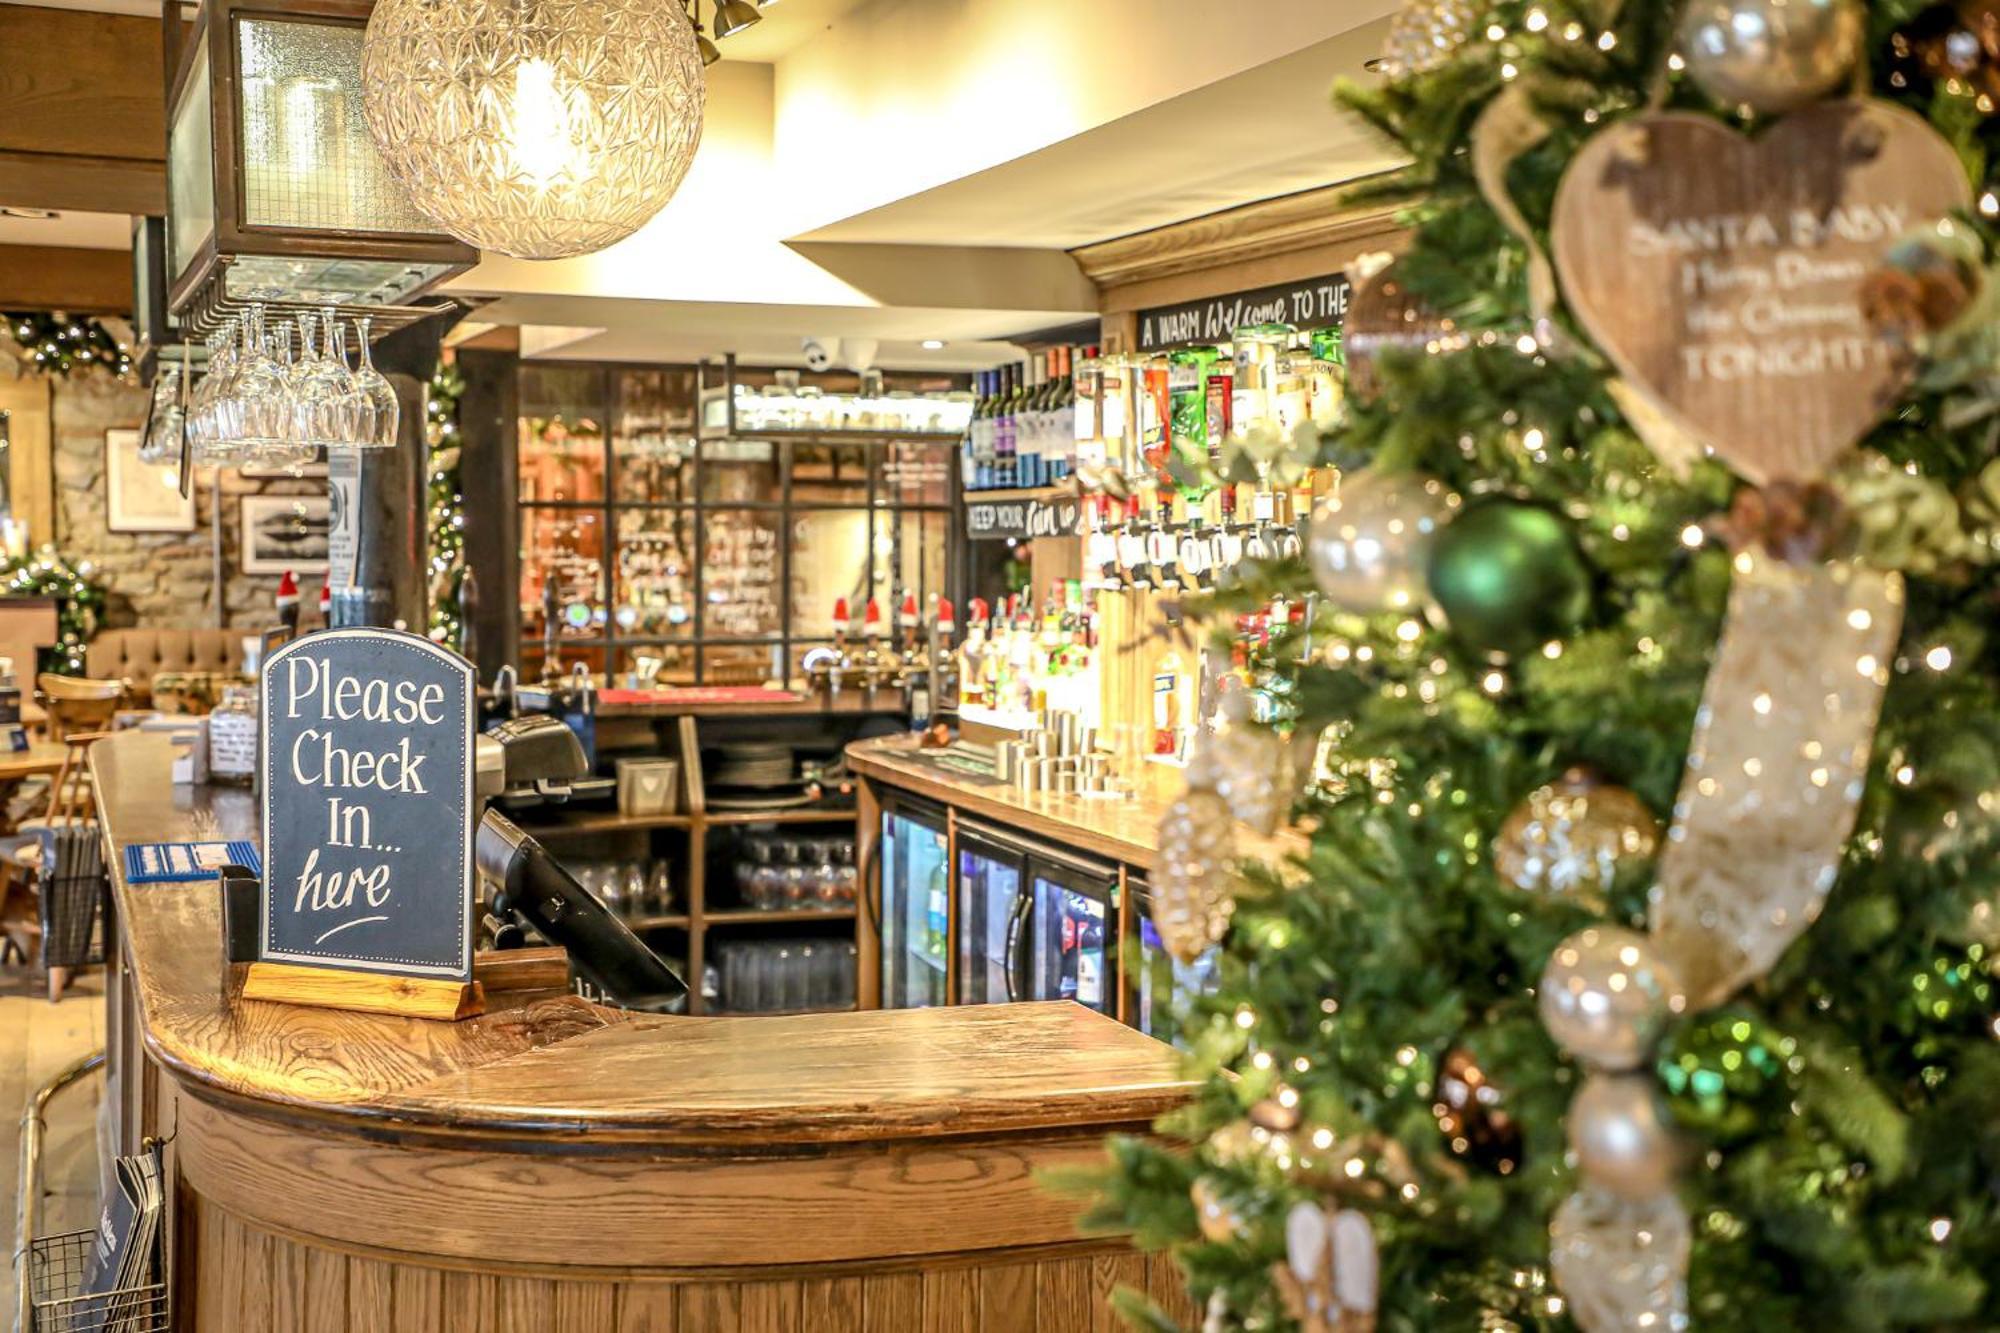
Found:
[92,731,1200,1332]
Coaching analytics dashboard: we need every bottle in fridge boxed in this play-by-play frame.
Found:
[878,794,949,1009]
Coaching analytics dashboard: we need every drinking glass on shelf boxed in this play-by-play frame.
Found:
[621,862,647,918]
[646,861,673,915]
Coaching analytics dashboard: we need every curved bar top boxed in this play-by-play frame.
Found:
[93,730,1200,1331]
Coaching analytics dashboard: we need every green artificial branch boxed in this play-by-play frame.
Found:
[1,312,132,380]
[1,548,105,675]
[425,360,466,653]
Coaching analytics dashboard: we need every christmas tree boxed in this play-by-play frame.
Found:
[1089,3,2000,1329]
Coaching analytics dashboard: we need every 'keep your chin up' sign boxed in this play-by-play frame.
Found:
[259,629,475,982]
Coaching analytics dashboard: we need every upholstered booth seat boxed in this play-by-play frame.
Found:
[87,628,250,707]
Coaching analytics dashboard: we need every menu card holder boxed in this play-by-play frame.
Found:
[241,961,485,1021]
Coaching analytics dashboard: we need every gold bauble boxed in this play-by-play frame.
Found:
[1493,769,1660,910]
[1190,1175,1244,1242]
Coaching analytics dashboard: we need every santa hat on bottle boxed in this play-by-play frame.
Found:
[317,575,331,623]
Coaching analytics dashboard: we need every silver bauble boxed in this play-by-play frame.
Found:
[1539,927,1687,1070]
[1678,0,1865,116]
[1569,1073,1679,1200]
[1307,472,1456,615]
[1550,1186,1691,1333]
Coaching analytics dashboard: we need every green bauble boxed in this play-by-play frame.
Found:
[1425,500,1592,660]
[1656,1009,1798,1143]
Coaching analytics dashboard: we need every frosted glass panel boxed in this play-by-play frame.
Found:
[168,43,216,279]
[235,17,443,235]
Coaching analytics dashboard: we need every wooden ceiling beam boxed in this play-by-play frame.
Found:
[0,245,134,314]
[0,7,168,217]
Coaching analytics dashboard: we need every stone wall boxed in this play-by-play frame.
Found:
[21,358,324,630]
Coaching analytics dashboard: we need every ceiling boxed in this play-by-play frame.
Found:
[715,0,873,63]
[798,20,1400,250]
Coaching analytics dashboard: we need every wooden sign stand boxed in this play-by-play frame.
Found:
[242,961,485,1021]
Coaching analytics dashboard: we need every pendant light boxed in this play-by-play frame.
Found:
[712,0,764,38]
[361,0,708,261]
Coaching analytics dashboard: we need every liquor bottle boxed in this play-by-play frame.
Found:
[959,598,989,711]
[994,364,1017,490]
[1036,351,1060,487]
[1049,346,1075,482]
[978,369,1000,491]
[1018,354,1045,491]
[965,371,988,492]
[1099,354,1131,479]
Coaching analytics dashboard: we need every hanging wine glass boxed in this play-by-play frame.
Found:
[138,355,183,464]
[257,322,318,474]
[231,303,289,453]
[192,320,242,465]
[350,316,399,449]
[293,308,348,449]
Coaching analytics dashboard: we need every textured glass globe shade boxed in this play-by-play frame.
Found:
[361,0,706,261]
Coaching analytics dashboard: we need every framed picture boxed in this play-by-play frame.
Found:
[239,495,331,575]
[106,428,196,533]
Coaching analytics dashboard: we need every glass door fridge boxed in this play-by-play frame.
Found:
[878,793,949,1009]
[1131,876,1221,1045]
[1025,850,1120,1015]
[956,819,1028,1006]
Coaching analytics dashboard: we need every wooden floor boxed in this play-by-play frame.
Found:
[0,967,104,1321]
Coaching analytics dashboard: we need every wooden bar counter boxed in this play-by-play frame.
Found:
[91,731,1199,1332]
[846,735,1307,873]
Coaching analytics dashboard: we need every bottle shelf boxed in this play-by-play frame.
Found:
[624,913,693,930]
[963,485,1073,504]
[705,808,858,825]
[704,907,858,925]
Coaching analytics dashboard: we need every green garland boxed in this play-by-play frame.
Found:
[2,312,132,379]
[2,548,105,675]
[425,359,467,652]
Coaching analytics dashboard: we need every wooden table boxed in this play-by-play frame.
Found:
[0,739,70,784]
[92,732,1200,1332]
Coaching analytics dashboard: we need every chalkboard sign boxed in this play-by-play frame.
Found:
[1137,272,1353,352]
[259,629,475,981]
[966,493,1083,542]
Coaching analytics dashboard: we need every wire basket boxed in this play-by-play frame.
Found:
[25,1230,169,1333]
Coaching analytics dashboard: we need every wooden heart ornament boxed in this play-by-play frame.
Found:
[1552,100,1971,484]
